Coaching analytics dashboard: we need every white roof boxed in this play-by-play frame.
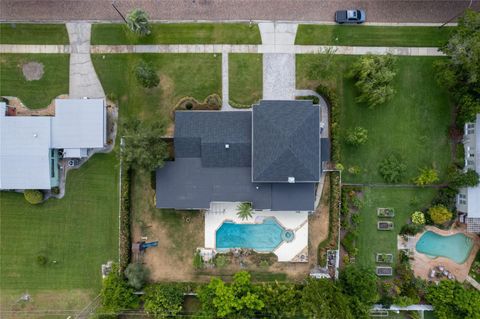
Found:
[51,99,105,148]
[0,108,52,189]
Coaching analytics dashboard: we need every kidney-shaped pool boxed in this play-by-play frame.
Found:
[415,231,474,264]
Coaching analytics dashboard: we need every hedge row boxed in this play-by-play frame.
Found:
[316,84,340,162]
[119,167,132,272]
[229,99,253,109]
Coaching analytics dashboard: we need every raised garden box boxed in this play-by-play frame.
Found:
[376,266,393,276]
[377,221,394,230]
[376,253,394,263]
[377,208,395,218]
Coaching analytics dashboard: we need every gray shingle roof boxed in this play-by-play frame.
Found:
[252,100,320,182]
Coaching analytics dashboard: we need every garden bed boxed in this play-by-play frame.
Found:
[376,266,393,276]
[376,253,394,264]
[377,221,394,230]
[377,208,395,218]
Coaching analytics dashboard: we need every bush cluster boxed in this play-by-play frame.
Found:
[24,189,44,205]
[119,168,132,272]
[316,84,340,162]
[135,60,159,88]
[378,153,406,183]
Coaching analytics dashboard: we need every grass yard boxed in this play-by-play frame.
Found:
[297,55,453,183]
[295,25,454,47]
[92,54,221,123]
[0,54,69,108]
[0,153,119,310]
[229,54,262,107]
[355,187,437,269]
[91,23,261,45]
[0,23,69,44]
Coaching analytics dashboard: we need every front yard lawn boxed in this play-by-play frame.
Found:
[92,54,221,122]
[0,23,69,44]
[355,187,436,269]
[297,55,453,184]
[0,153,119,310]
[91,23,261,45]
[295,25,454,47]
[229,53,262,107]
[0,54,69,108]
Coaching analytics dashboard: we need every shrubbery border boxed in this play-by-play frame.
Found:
[119,167,132,272]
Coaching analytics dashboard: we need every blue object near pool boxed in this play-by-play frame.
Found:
[216,218,293,251]
[415,231,474,264]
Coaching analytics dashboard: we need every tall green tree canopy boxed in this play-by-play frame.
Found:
[426,280,480,319]
[143,284,184,318]
[100,264,139,313]
[120,119,168,172]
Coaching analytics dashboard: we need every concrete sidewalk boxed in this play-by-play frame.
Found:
[0,44,445,56]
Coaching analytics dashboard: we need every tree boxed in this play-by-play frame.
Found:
[301,278,354,319]
[124,263,149,290]
[339,265,378,318]
[345,127,368,146]
[120,119,168,172]
[425,280,480,319]
[351,54,397,108]
[428,205,453,225]
[237,202,254,221]
[100,264,139,313]
[197,271,264,318]
[24,190,43,204]
[260,283,301,318]
[413,167,439,186]
[378,153,406,183]
[411,211,425,225]
[143,284,184,318]
[450,169,480,188]
[126,9,151,36]
[135,60,159,88]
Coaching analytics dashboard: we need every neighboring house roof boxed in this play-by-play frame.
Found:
[51,99,106,148]
[467,186,480,218]
[0,99,106,190]
[0,110,52,189]
[156,158,315,211]
[252,100,320,182]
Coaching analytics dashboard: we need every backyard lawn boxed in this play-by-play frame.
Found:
[0,54,69,108]
[92,54,221,122]
[91,23,261,45]
[355,187,437,269]
[0,23,69,44]
[229,53,262,107]
[295,25,454,47]
[297,55,453,183]
[0,153,119,311]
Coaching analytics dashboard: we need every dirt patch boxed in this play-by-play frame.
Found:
[4,95,69,116]
[22,62,44,81]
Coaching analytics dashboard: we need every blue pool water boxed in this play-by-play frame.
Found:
[216,218,290,251]
[415,231,474,264]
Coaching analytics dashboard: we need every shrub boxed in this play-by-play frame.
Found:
[411,211,425,225]
[378,154,406,183]
[51,187,60,195]
[316,84,341,162]
[348,166,361,175]
[345,127,368,146]
[350,54,397,108]
[36,255,48,266]
[101,263,139,313]
[259,260,270,269]
[125,263,150,290]
[143,284,184,318]
[214,255,228,268]
[414,167,439,186]
[24,190,43,204]
[400,223,424,236]
[428,205,453,225]
[126,9,151,36]
[193,250,203,270]
[135,61,159,88]
[119,168,132,272]
[431,187,458,212]
[341,231,357,255]
[449,169,480,188]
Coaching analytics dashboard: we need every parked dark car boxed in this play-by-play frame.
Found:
[335,9,366,24]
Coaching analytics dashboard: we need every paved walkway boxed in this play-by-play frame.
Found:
[466,275,480,291]
[66,22,105,99]
[0,44,445,56]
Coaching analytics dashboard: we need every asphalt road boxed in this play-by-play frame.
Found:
[0,0,479,23]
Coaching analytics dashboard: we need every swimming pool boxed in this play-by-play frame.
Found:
[415,231,474,264]
[216,218,293,251]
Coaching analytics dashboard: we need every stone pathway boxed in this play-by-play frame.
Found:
[66,22,105,99]
[466,275,480,291]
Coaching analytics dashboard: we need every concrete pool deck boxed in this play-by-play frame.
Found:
[204,202,308,262]
[403,226,480,282]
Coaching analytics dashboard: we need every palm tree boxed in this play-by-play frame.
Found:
[126,9,151,36]
[237,202,254,221]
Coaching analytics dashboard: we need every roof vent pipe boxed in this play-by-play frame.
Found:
[225,144,230,149]
[288,177,295,183]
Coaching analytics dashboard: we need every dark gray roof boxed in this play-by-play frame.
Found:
[252,100,320,182]
[156,158,315,211]
[174,111,251,167]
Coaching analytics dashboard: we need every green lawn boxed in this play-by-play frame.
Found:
[0,54,69,108]
[92,54,221,122]
[91,23,261,45]
[229,54,262,107]
[355,187,437,269]
[295,25,454,47]
[297,55,453,183]
[0,154,119,307]
[0,23,69,44]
